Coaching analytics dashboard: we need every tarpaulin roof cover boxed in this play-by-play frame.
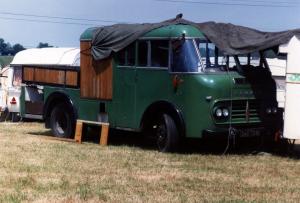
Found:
[90,16,300,61]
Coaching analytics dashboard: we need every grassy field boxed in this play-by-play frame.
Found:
[0,122,299,203]
[0,56,13,68]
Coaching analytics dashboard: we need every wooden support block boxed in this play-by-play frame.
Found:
[100,124,109,146]
[74,119,109,146]
[74,121,83,143]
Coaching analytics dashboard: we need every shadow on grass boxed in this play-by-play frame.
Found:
[27,124,300,158]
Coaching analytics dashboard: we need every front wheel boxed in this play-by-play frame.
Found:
[156,114,180,152]
[50,103,75,138]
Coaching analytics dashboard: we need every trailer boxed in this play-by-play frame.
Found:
[0,57,21,121]
[13,48,80,120]
[279,36,300,140]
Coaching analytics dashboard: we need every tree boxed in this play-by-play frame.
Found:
[0,38,7,55]
[37,42,53,48]
[0,38,25,55]
[12,44,25,55]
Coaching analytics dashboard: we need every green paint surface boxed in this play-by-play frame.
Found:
[80,24,205,41]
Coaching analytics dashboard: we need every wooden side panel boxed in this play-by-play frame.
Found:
[23,67,34,81]
[35,69,65,85]
[80,41,113,100]
[22,66,79,87]
[66,71,78,86]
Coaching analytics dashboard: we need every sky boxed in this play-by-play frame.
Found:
[0,0,299,48]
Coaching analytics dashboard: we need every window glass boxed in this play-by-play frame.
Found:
[151,40,169,67]
[199,43,216,68]
[13,67,22,87]
[117,49,126,65]
[117,43,135,66]
[138,41,148,67]
[127,43,135,66]
[171,39,201,72]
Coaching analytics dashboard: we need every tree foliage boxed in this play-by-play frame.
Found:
[0,39,53,56]
[0,38,25,56]
[37,42,53,48]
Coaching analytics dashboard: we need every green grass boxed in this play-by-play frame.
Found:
[0,122,299,202]
[0,56,13,68]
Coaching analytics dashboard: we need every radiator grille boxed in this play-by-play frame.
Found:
[230,100,260,123]
[214,99,261,125]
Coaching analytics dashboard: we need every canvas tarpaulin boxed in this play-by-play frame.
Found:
[91,17,300,61]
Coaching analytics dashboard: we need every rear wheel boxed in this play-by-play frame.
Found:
[156,114,180,152]
[50,103,74,138]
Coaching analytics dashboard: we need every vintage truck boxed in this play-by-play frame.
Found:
[16,19,284,152]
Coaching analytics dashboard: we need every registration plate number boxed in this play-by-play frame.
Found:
[234,128,263,138]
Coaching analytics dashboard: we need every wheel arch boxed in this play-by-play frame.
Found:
[140,100,186,137]
[43,91,78,128]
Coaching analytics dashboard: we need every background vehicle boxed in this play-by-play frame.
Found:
[0,56,21,121]
[15,48,80,120]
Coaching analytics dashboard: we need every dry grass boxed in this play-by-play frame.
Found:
[0,122,299,203]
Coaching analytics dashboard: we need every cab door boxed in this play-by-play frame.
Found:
[135,40,171,120]
[113,43,137,128]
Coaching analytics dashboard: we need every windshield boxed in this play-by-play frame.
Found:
[195,39,227,70]
[171,38,270,73]
[170,39,227,73]
[171,39,201,73]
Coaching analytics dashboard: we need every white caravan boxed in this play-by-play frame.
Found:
[4,48,80,120]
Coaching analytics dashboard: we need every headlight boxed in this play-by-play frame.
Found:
[214,107,230,119]
[215,109,223,117]
[272,107,277,114]
[222,109,229,117]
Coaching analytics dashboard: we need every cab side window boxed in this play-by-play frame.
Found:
[151,40,169,68]
[138,41,148,67]
[137,40,169,68]
[117,43,135,66]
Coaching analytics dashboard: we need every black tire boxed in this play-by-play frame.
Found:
[0,108,9,122]
[156,114,180,152]
[11,112,21,122]
[50,103,75,138]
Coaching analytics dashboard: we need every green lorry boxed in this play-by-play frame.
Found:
[19,23,281,152]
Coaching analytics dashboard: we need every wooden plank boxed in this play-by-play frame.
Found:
[100,124,109,146]
[66,71,78,86]
[76,119,109,146]
[77,119,109,126]
[74,121,83,143]
[80,41,113,100]
[80,41,93,98]
[23,67,35,81]
[92,58,113,99]
[35,68,65,84]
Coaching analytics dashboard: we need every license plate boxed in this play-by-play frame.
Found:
[236,128,262,138]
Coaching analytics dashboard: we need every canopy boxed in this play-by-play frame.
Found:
[90,17,300,61]
[11,48,80,66]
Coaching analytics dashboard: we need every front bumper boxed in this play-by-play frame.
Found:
[203,126,269,138]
